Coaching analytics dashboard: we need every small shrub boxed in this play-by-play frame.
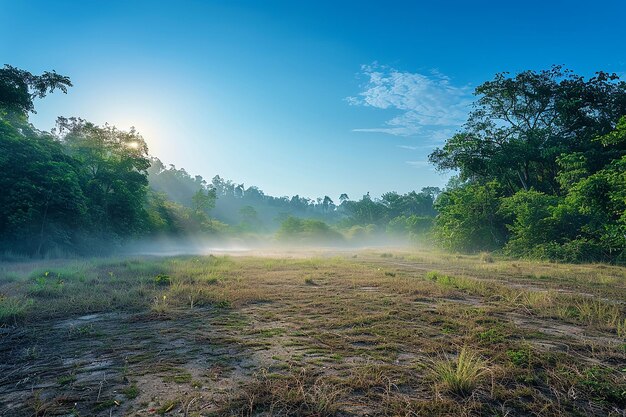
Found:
[507,345,532,367]
[477,328,506,344]
[154,274,171,286]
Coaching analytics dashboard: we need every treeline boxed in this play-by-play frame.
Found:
[430,66,626,263]
[3,64,625,262]
[0,65,224,256]
[0,65,437,256]
[148,156,439,239]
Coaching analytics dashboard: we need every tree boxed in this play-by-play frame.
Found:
[55,117,151,238]
[429,67,626,194]
[276,217,343,243]
[0,117,87,255]
[322,196,335,212]
[499,190,564,258]
[0,65,72,114]
[192,188,217,214]
[239,205,260,230]
[433,181,507,252]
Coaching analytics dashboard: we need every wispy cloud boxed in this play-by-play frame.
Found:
[405,160,429,167]
[347,63,471,138]
[397,141,443,151]
[406,160,436,171]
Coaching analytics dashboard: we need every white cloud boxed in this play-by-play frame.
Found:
[405,160,436,171]
[348,64,471,138]
[405,160,429,167]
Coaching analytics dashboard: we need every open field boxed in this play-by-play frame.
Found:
[0,249,625,416]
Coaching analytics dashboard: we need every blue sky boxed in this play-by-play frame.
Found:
[2,0,625,200]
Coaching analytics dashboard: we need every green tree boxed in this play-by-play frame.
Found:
[0,64,72,114]
[0,117,87,255]
[433,181,507,252]
[429,67,626,194]
[192,188,217,214]
[56,117,151,238]
[499,190,564,258]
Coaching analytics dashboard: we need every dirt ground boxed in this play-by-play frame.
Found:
[0,249,624,416]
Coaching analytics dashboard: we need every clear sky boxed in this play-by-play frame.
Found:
[2,0,625,200]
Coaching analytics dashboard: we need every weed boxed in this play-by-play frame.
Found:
[157,399,178,414]
[93,399,118,412]
[122,384,139,399]
[477,328,506,344]
[154,274,171,286]
[164,371,192,384]
[507,345,533,368]
[0,296,33,324]
[433,347,487,395]
[217,368,345,416]
[57,374,76,386]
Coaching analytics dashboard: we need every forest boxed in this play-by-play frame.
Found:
[1,64,625,262]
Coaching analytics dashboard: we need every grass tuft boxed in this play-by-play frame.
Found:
[433,347,487,395]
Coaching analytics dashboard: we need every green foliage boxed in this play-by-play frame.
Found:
[154,274,171,286]
[56,117,151,239]
[387,215,433,239]
[433,181,507,252]
[507,345,533,367]
[0,110,87,255]
[122,384,139,399]
[343,224,377,242]
[500,190,563,257]
[192,188,217,214]
[0,65,226,256]
[575,366,626,406]
[429,67,626,194]
[430,67,626,262]
[0,64,72,114]
[276,217,343,243]
[0,295,33,325]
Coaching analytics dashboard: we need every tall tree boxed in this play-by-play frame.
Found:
[55,117,151,237]
[0,64,72,115]
[429,67,626,194]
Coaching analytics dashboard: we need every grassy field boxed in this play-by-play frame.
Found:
[0,249,625,416]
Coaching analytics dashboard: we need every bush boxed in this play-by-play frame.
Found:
[433,181,507,252]
[276,217,344,244]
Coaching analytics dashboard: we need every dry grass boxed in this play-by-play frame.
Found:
[432,347,488,395]
[0,249,624,416]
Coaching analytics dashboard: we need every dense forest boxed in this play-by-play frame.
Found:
[430,66,626,262]
[1,64,625,262]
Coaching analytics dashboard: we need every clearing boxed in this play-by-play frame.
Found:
[0,249,625,416]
